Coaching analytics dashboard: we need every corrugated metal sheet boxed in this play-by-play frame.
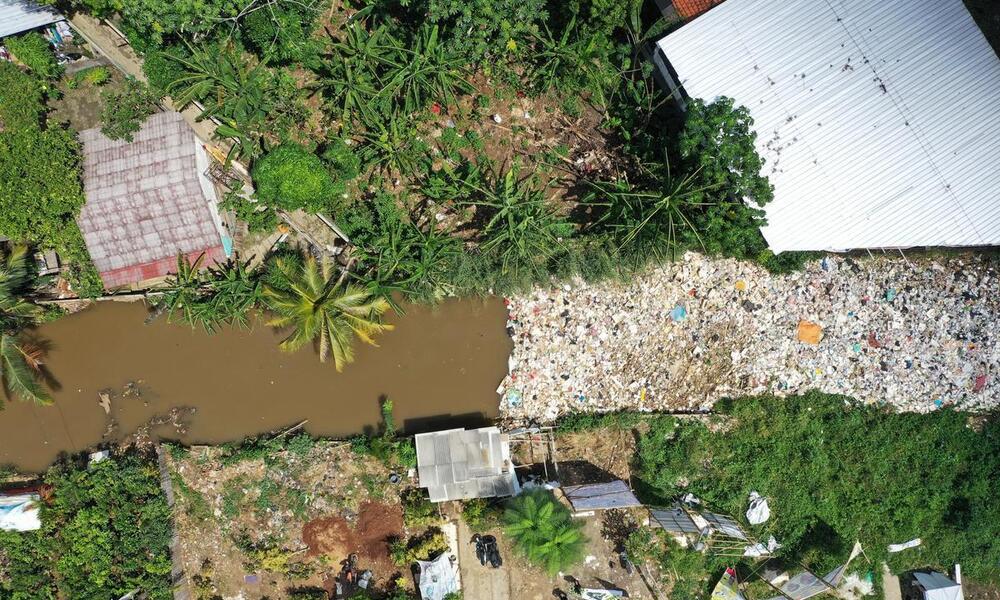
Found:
[562,480,642,511]
[0,0,61,39]
[657,0,1000,253]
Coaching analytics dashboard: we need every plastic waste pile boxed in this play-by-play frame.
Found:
[499,252,1000,421]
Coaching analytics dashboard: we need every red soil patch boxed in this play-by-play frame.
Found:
[302,501,404,572]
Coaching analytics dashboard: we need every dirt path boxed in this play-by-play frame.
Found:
[457,518,511,600]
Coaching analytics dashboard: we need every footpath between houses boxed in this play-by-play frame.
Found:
[499,252,1000,421]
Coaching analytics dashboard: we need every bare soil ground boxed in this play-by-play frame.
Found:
[167,441,407,599]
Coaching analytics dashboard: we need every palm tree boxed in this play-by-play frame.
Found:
[503,488,587,576]
[263,254,394,371]
[0,245,51,407]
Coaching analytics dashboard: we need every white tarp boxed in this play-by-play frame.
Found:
[746,491,770,525]
[417,553,458,600]
[0,493,41,531]
[914,572,964,600]
[888,538,922,553]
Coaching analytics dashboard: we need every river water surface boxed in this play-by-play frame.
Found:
[0,299,511,472]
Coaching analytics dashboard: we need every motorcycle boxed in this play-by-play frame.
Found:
[471,533,487,566]
[482,534,502,568]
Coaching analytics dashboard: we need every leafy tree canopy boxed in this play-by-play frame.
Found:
[0,61,45,132]
[0,127,85,243]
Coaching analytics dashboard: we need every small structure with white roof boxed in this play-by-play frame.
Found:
[0,0,62,39]
[415,426,519,503]
[912,568,964,600]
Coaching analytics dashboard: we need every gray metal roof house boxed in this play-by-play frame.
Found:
[415,427,519,503]
[0,0,62,39]
[655,0,1000,253]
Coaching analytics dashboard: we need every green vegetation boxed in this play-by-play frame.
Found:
[67,66,112,89]
[350,398,418,468]
[569,392,1000,584]
[389,527,450,566]
[253,143,344,213]
[263,254,393,370]
[0,61,102,297]
[99,76,160,142]
[5,33,61,80]
[503,488,587,576]
[0,245,55,406]
[0,452,172,599]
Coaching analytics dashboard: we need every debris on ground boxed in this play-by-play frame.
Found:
[500,252,1000,420]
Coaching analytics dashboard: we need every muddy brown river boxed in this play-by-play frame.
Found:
[0,299,511,472]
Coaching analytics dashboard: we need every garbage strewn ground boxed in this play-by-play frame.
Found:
[499,252,1000,420]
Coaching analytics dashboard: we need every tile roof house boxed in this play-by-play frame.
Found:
[78,111,226,289]
[415,427,519,502]
[655,0,1000,253]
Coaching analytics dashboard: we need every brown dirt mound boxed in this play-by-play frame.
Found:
[302,501,404,566]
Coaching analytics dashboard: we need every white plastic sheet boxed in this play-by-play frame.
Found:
[0,494,41,532]
[746,491,771,525]
[417,553,458,600]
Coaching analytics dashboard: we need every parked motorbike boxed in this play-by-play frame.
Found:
[472,533,487,566]
[482,534,502,568]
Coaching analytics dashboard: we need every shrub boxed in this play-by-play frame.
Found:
[0,61,45,132]
[460,498,496,530]
[389,529,449,567]
[241,3,317,63]
[401,488,440,527]
[6,33,61,79]
[100,76,160,142]
[426,0,547,65]
[69,66,111,88]
[503,488,586,575]
[252,143,344,213]
[321,137,361,182]
[219,191,280,234]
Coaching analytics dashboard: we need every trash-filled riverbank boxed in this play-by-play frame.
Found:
[499,252,1000,421]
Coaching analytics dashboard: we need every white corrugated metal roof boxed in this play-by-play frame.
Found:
[0,0,62,39]
[657,0,1000,253]
[415,427,518,502]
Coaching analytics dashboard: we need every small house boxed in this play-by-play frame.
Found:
[415,427,519,503]
[77,111,228,289]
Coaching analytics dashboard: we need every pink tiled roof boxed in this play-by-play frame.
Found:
[77,112,223,288]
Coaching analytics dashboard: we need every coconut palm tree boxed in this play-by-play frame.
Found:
[0,245,51,407]
[263,254,393,371]
[503,488,587,576]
